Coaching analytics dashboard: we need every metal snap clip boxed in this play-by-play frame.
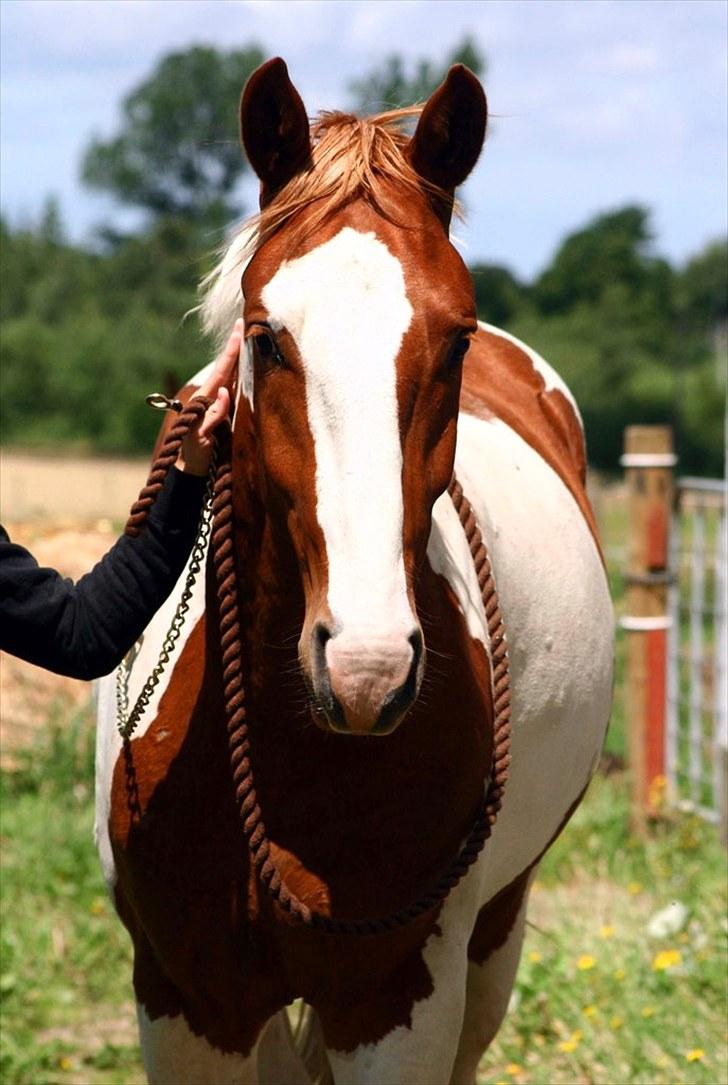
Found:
[145,393,184,413]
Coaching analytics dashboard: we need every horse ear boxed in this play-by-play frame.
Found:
[409,65,487,227]
[240,58,311,208]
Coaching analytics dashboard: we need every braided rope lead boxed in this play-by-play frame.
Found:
[211,432,513,934]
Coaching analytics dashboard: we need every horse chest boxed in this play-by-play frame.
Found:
[106,573,492,1053]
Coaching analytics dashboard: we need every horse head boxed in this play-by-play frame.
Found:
[235,58,487,736]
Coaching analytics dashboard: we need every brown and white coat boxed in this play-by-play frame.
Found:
[95,59,613,1085]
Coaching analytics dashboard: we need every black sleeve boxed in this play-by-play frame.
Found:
[0,468,207,680]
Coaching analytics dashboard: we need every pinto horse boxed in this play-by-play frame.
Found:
[96,59,613,1084]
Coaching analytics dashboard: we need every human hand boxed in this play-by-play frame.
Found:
[176,319,243,476]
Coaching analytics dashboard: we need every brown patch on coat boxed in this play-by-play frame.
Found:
[467,782,589,966]
[460,330,603,564]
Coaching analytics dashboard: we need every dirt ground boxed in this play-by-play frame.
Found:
[0,450,148,523]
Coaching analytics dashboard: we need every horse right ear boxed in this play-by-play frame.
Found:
[240,58,311,208]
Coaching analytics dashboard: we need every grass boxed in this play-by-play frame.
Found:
[2,707,726,1085]
[478,773,728,1085]
[0,706,143,1085]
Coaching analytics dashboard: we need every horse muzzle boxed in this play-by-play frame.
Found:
[307,621,424,735]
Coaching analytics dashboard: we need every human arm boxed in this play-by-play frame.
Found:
[0,322,242,680]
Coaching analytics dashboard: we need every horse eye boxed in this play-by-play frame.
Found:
[254,331,284,368]
[448,336,470,371]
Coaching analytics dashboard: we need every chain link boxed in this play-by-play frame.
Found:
[116,457,216,741]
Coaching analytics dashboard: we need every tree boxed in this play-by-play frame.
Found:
[470,264,524,327]
[675,238,728,326]
[81,45,265,223]
[532,206,670,316]
[349,35,485,112]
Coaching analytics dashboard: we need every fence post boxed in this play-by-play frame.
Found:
[621,426,676,831]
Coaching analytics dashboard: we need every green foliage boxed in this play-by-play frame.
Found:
[81,45,265,223]
[0,213,216,453]
[471,264,525,327]
[498,206,726,474]
[348,35,485,112]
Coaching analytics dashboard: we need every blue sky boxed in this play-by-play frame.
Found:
[1,0,726,279]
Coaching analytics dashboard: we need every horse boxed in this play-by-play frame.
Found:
[95,58,613,1085]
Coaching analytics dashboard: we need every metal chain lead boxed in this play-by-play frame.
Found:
[116,454,216,741]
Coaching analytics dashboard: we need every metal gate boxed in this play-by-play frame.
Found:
[666,477,727,826]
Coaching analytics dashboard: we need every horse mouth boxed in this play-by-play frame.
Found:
[304,626,424,737]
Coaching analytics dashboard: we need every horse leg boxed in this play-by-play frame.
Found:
[324,961,469,1085]
[449,869,535,1085]
[138,1003,258,1085]
[323,911,475,1084]
[256,1009,315,1084]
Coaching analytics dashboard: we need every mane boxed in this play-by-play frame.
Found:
[199,107,457,345]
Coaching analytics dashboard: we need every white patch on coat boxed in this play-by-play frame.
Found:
[479,321,583,428]
[427,493,489,648]
[94,364,211,889]
[261,227,415,632]
[137,1006,255,1085]
[452,411,612,892]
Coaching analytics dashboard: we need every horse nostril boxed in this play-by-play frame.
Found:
[313,621,332,668]
[408,629,424,674]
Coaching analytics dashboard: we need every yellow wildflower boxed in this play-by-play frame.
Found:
[652,948,682,971]
[613,968,626,981]
[685,1049,705,1063]
[648,773,667,808]
[599,924,615,939]
[528,950,542,964]
[557,1028,583,1053]
[610,1016,624,1030]
[89,897,105,916]
[58,1057,72,1072]
[641,1006,655,1018]
[628,881,643,895]
[576,954,596,971]
[506,1064,522,1076]
[582,1005,598,1018]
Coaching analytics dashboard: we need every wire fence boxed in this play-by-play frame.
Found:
[667,477,727,824]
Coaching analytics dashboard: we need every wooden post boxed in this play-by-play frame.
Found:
[621,426,676,831]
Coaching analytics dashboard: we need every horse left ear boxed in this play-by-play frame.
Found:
[240,57,312,208]
[409,65,487,227]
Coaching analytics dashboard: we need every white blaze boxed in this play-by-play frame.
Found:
[261,227,414,631]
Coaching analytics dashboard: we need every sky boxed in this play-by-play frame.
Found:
[1,0,726,279]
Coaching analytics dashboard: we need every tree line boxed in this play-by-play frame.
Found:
[1,43,725,474]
